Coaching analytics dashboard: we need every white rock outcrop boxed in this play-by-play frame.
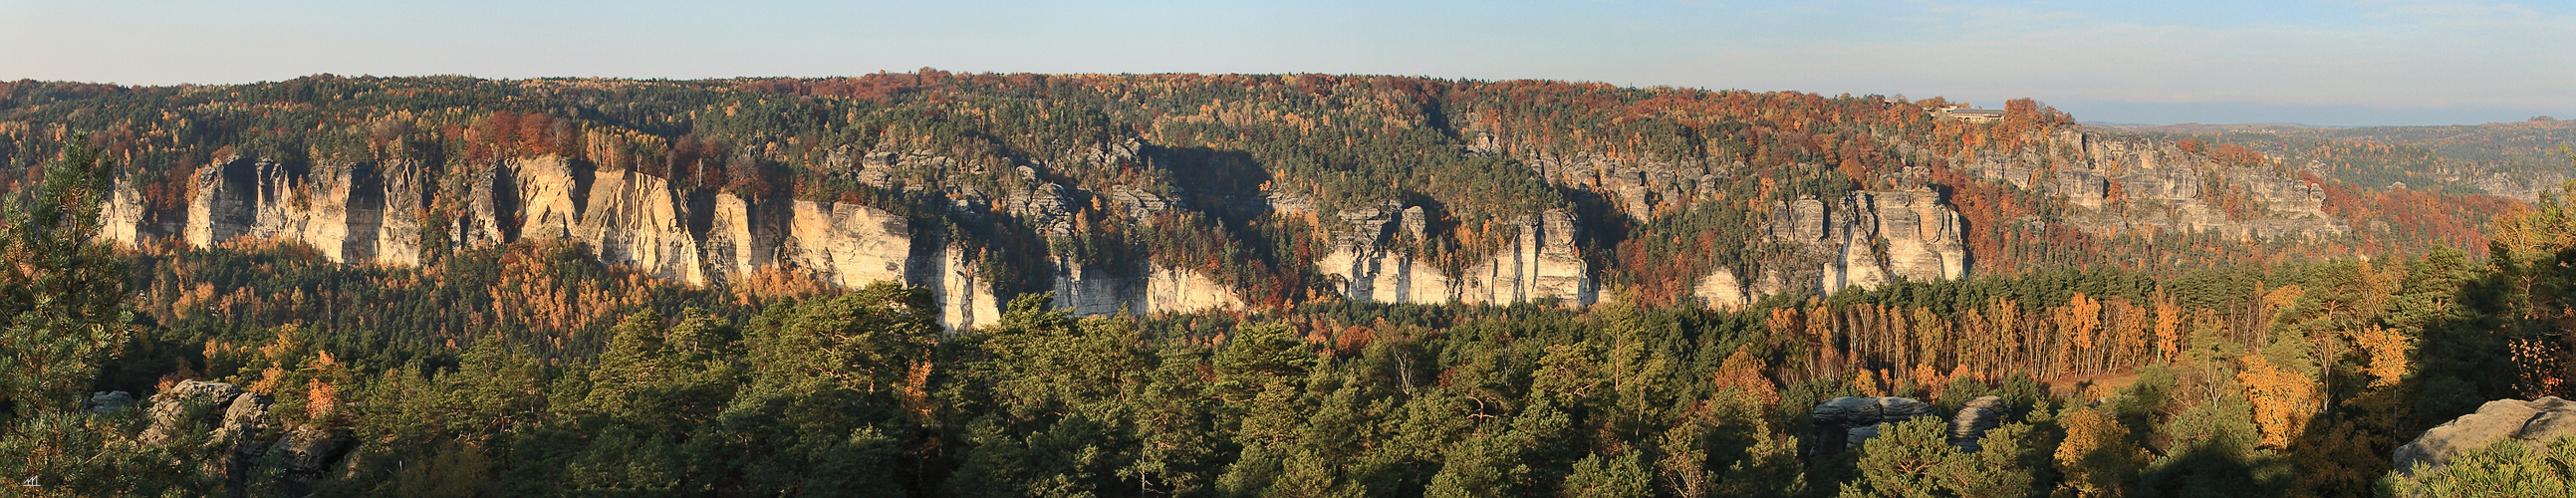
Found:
[1318,202,1594,306]
[112,156,993,330]
[156,157,424,266]
[1051,261,1245,316]
[1691,189,1969,308]
[779,199,911,289]
[105,155,1256,331]
[574,168,704,284]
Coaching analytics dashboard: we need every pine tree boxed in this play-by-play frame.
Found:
[0,142,201,495]
[1839,416,2038,498]
[0,141,130,417]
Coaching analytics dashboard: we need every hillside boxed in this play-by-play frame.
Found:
[2099,118,2576,200]
[0,74,2522,332]
[8,73,2576,497]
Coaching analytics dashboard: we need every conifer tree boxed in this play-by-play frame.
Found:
[0,141,129,418]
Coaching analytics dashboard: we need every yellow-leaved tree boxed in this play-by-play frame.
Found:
[2234,354,2322,449]
[2054,406,2146,498]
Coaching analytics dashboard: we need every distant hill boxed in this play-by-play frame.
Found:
[2086,118,2575,199]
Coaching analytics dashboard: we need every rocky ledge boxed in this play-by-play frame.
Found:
[2393,396,2576,475]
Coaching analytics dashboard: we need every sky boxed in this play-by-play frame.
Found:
[4,0,2570,126]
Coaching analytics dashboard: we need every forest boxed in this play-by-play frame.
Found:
[3,73,2576,497]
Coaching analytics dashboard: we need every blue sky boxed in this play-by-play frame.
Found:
[4,0,2569,125]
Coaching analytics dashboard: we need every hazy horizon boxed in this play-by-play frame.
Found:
[7,0,2568,126]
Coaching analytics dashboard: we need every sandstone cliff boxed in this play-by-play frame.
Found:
[1051,261,1245,316]
[129,380,350,497]
[132,157,427,266]
[102,155,1273,331]
[114,127,2359,320]
[1693,189,1970,310]
[108,155,1016,329]
[1464,125,1728,222]
[1314,200,1596,307]
[1994,130,2349,239]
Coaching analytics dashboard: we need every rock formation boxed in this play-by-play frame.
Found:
[100,154,1264,332]
[1315,201,1595,306]
[2001,130,2349,239]
[779,199,912,289]
[130,379,351,496]
[1810,396,1940,456]
[1051,261,1245,316]
[2393,396,2576,474]
[1695,189,1969,309]
[1948,396,2011,452]
[110,128,2361,323]
[149,157,426,266]
[267,424,354,497]
[138,379,245,446]
[1462,123,1731,222]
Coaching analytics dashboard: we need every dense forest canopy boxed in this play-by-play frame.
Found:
[1,73,2574,496]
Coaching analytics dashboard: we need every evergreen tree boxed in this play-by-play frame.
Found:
[0,141,129,418]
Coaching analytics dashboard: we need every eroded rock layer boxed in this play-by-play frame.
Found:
[1986,130,2349,239]
[104,156,1022,330]
[106,155,1275,331]
[1694,189,1970,310]
[1315,202,1595,307]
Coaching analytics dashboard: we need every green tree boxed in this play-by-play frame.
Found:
[1839,417,2039,498]
[1562,452,1654,498]
[0,142,168,494]
[945,293,1154,497]
[0,142,129,417]
[2384,435,2576,497]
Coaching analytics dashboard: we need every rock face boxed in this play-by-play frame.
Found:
[1949,396,2011,452]
[2393,396,2576,474]
[268,424,354,496]
[1051,261,1246,316]
[145,157,427,266]
[1999,130,2349,239]
[103,154,1259,332]
[779,199,912,289]
[129,129,2358,321]
[1810,396,1940,455]
[139,379,245,446]
[130,380,350,496]
[2461,169,2573,203]
[459,157,709,283]
[1694,190,1969,309]
[1316,201,1595,306]
[1461,123,1730,222]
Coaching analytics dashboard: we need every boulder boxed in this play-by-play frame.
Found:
[1847,425,1881,449]
[84,390,135,414]
[126,379,353,496]
[2393,396,2576,474]
[140,380,244,445]
[209,392,275,497]
[219,392,273,452]
[1812,396,1939,454]
[269,424,355,497]
[1948,396,2011,452]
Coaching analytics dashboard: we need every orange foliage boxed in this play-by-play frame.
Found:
[2210,143,2267,167]
[2236,354,2321,449]
[1711,346,1780,404]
